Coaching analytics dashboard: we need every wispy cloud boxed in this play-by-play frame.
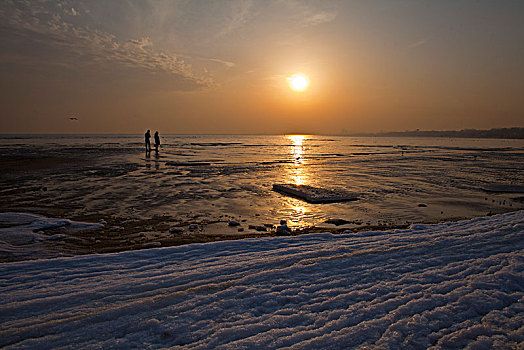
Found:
[277,0,337,28]
[301,11,337,27]
[408,39,428,48]
[0,0,212,90]
[213,0,254,39]
[207,58,236,68]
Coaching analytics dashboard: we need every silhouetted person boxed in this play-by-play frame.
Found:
[145,129,151,152]
[154,131,160,153]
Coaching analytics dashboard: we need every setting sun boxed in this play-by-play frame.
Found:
[288,74,309,92]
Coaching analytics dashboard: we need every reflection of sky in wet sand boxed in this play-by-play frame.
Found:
[288,203,308,228]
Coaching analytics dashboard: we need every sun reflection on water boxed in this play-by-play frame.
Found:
[288,135,308,186]
[290,135,304,162]
[284,135,311,228]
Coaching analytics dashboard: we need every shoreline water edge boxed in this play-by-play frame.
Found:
[1,134,523,262]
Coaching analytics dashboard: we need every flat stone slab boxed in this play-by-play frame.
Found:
[273,184,358,203]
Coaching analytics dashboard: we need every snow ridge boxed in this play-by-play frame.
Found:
[1,211,523,349]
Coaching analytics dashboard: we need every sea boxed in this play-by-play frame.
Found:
[1,134,523,234]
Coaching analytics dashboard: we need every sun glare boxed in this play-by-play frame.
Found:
[288,74,309,92]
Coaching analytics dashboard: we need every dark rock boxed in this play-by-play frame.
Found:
[276,224,290,235]
[228,220,240,227]
[169,227,184,234]
[418,203,427,207]
[324,219,350,226]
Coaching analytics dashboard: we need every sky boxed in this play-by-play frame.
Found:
[0,0,523,134]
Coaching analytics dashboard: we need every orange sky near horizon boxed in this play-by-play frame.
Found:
[1,1,523,134]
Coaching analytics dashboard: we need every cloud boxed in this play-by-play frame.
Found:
[0,0,212,90]
[276,0,337,28]
[408,39,427,48]
[213,0,254,39]
[207,58,236,68]
[301,11,337,27]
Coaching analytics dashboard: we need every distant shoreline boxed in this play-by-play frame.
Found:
[0,127,523,139]
[346,127,524,139]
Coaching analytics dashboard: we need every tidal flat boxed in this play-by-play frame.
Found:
[1,134,523,261]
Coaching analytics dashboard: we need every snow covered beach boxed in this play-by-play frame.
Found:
[1,211,523,349]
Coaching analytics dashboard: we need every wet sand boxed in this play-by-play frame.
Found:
[1,137,523,262]
[0,204,414,263]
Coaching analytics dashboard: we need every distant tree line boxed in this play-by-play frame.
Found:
[349,127,524,139]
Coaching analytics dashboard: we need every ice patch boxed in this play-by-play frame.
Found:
[273,183,359,203]
[0,212,103,260]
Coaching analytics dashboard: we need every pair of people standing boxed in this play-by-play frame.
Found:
[145,130,160,153]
